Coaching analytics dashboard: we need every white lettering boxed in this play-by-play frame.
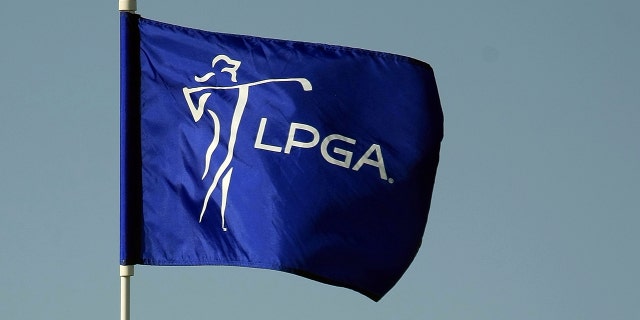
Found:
[254,118,282,152]
[352,144,388,180]
[284,122,320,153]
[321,134,356,168]
[254,118,389,181]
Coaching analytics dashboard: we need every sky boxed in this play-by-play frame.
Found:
[1,0,638,319]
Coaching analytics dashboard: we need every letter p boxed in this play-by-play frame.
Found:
[284,123,320,154]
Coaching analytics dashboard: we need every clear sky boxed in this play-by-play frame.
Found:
[1,1,638,319]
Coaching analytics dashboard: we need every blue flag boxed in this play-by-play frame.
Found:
[120,12,443,301]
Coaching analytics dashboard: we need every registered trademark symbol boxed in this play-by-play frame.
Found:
[388,178,394,184]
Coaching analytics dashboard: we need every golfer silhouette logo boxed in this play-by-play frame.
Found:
[182,54,312,231]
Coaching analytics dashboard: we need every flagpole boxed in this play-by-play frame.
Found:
[120,265,135,320]
[119,1,137,319]
[119,0,137,13]
[118,0,138,320]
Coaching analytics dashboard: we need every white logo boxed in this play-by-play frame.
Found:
[183,55,391,231]
[182,55,312,231]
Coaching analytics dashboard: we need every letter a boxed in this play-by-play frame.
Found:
[352,144,388,180]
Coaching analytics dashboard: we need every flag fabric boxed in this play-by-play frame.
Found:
[120,12,443,301]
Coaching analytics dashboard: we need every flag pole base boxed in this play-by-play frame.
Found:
[120,265,134,320]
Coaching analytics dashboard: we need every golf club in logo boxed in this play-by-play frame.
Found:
[182,55,313,231]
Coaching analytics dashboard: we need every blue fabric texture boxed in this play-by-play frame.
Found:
[121,12,443,301]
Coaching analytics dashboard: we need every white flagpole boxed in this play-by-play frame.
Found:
[120,265,135,320]
[119,0,137,13]
[118,0,138,320]
[119,2,136,320]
